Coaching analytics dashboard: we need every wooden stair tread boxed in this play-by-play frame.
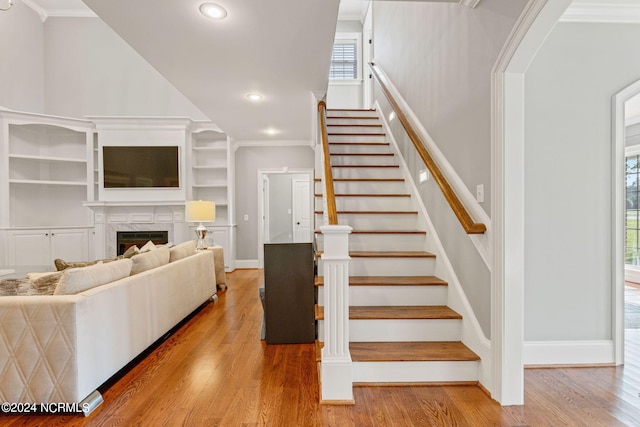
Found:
[329,142,390,145]
[314,230,426,235]
[315,305,461,320]
[332,164,399,168]
[314,193,410,197]
[327,108,376,112]
[329,132,385,136]
[314,210,418,215]
[314,178,404,182]
[314,275,447,287]
[330,153,394,156]
[326,116,379,120]
[350,342,480,362]
[315,341,479,362]
[316,250,434,258]
[327,124,382,127]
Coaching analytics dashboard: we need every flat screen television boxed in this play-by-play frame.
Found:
[103,146,179,188]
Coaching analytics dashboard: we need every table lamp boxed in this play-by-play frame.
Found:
[186,200,215,250]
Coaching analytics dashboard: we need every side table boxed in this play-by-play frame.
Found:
[204,246,226,290]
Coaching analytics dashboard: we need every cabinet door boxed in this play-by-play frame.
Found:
[7,230,50,267]
[50,229,88,263]
[208,227,230,269]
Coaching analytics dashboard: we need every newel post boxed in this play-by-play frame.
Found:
[320,224,353,403]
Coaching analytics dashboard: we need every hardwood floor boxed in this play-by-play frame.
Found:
[5,269,640,426]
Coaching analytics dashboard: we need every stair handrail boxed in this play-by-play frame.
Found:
[318,100,338,225]
[369,62,486,234]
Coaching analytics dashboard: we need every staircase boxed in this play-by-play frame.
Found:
[315,108,479,384]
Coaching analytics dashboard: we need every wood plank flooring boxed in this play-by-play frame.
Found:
[5,269,640,426]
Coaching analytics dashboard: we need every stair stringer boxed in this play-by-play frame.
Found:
[376,102,493,393]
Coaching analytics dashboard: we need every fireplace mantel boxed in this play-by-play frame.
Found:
[85,202,190,258]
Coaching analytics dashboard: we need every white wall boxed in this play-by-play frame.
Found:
[524,23,640,341]
[371,0,525,336]
[372,0,527,216]
[43,17,207,119]
[235,145,314,261]
[0,2,45,112]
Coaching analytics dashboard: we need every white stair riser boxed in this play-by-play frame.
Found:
[333,167,401,179]
[315,213,419,231]
[330,155,397,166]
[329,144,391,154]
[315,232,425,252]
[352,361,479,383]
[317,319,460,342]
[317,285,447,306]
[315,181,406,194]
[317,256,435,276]
[328,126,384,134]
[327,111,378,118]
[327,118,381,125]
[329,135,386,143]
[315,196,414,211]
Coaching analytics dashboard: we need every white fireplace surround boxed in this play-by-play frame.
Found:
[84,202,190,258]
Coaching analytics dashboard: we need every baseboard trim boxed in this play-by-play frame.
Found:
[523,340,614,365]
[234,260,259,269]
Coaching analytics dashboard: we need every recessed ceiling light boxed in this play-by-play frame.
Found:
[200,3,227,19]
[246,93,263,102]
[264,128,279,136]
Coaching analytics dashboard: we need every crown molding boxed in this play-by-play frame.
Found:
[21,0,97,22]
[459,0,481,8]
[560,3,640,24]
[21,0,47,22]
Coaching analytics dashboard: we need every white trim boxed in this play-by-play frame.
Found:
[234,260,259,269]
[370,63,492,269]
[377,100,492,390]
[625,141,640,157]
[524,341,615,365]
[612,79,640,365]
[21,0,48,22]
[459,0,481,8]
[491,0,572,405]
[328,80,364,86]
[46,9,97,18]
[560,3,640,24]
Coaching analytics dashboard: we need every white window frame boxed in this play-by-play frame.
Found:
[330,32,363,82]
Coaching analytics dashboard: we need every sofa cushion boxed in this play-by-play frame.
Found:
[130,245,170,275]
[54,258,133,295]
[169,240,196,262]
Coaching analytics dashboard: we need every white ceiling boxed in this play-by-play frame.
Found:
[28,0,341,142]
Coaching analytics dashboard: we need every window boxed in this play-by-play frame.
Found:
[626,154,640,266]
[329,41,357,80]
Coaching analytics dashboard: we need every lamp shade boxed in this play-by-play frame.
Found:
[186,200,215,223]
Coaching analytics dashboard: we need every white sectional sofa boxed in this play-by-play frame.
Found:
[0,244,216,414]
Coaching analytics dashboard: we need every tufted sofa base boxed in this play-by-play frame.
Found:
[0,250,216,414]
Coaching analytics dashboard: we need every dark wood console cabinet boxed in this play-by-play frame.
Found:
[263,242,315,344]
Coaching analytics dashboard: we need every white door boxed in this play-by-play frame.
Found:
[292,178,311,242]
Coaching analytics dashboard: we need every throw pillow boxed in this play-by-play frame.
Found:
[53,258,133,295]
[139,240,156,253]
[0,271,64,296]
[169,240,196,262]
[122,245,140,258]
[130,245,170,275]
[54,258,100,271]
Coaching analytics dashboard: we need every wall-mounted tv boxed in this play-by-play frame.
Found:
[103,146,179,188]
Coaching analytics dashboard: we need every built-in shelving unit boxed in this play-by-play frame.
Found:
[0,110,95,266]
[189,122,235,270]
